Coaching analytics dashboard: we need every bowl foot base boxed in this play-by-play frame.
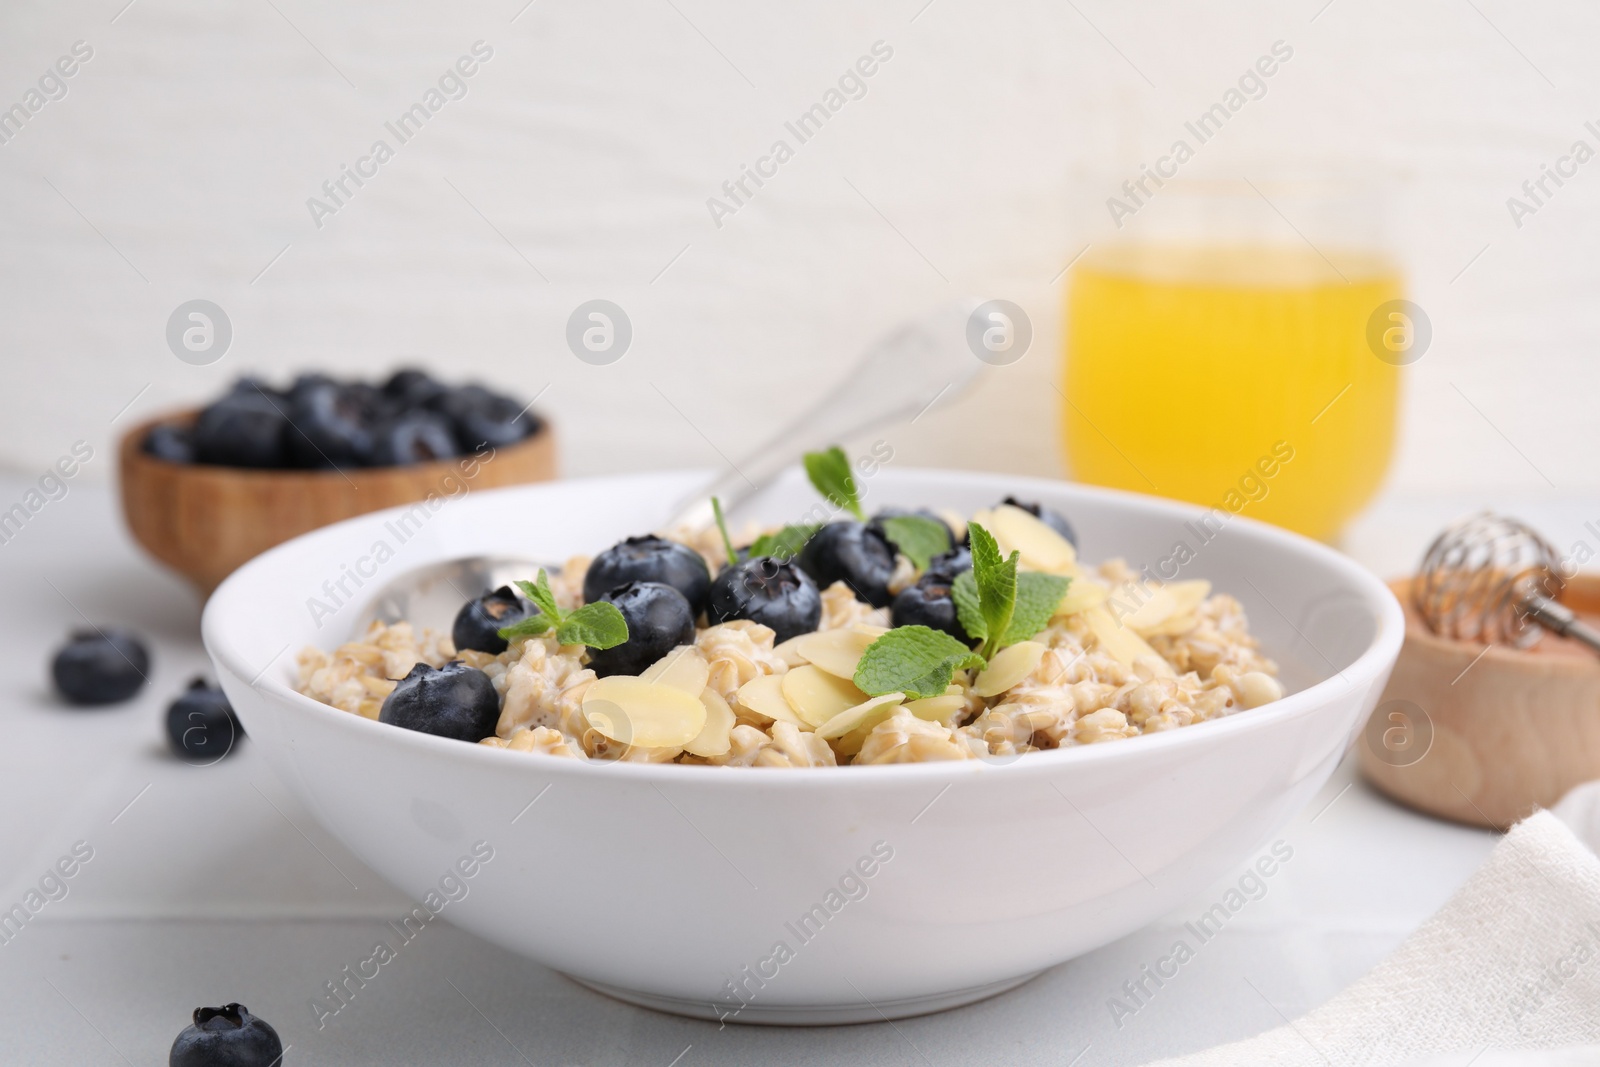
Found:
[565,970,1044,1026]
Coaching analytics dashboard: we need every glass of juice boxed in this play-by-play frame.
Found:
[1062,178,1404,542]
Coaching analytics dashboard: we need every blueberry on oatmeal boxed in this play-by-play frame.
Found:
[1000,496,1078,548]
[51,628,149,706]
[169,1003,282,1067]
[891,579,969,643]
[380,661,501,743]
[921,546,972,585]
[586,581,696,678]
[584,535,712,616]
[798,522,897,607]
[452,586,533,655]
[707,556,822,643]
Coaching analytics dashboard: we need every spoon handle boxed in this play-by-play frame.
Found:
[663,299,984,531]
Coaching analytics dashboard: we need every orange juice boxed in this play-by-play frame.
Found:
[1063,244,1402,541]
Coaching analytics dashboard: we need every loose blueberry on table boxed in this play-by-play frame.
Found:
[169,1003,283,1067]
[798,521,898,608]
[51,628,149,706]
[707,556,823,643]
[452,585,533,655]
[585,581,697,677]
[166,678,242,763]
[583,535,712,617]
[379,661,501,743]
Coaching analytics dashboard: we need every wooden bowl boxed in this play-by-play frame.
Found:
[118,410,557,596]
[1358,575,1600,828]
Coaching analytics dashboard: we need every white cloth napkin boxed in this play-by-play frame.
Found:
[1143,807,1600,1066]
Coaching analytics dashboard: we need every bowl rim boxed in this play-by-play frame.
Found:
[203,467,1404,787]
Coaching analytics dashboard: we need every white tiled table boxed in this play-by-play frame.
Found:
[9,479,1582,1065]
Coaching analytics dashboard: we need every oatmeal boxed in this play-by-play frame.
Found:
[296,449,1283,768]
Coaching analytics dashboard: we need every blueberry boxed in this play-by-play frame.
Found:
[891,581,969,642]
[379,661,501,743]
[584,536,712,617]
[707,557,822,644]
[797,522,897,607]
[285,382,377,469]
[451,586,532,655]
[286,371,337,407]
[169,1003,283,1067]
[1001,496,1078,548]
[51,629,149,706]
[383,367,448,409]
[165,678,242,763]
[371,411,459,467]
[191,391,288,468]
[143,424,195,464]
[433,385,540,451]
[585,581,696,678]
[922,546,972,585]
[866,508,956,555]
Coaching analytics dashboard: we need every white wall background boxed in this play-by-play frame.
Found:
[1,0,1597,498]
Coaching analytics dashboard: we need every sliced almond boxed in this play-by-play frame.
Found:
[903,692,968,724]
[781,665,868,729]
[1143,612,1199,637]
[816,693,905,740]
[988,504,1081,575]
[788,626,881,680]
[1055,580,1110,617]
[1112,580,1212,635]
[935,508,968,545]
[639,646,711,695]
[771,636,811,668]
[582,676,707,749]
[973,640,1048,697]
[684,687,735,757]
[1083,606,1175,677]
[734,673,804,725]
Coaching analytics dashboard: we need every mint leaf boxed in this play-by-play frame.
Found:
[951,571,987,642]
[803,446,863,520]
[1003,573,1070,645]
[515,571,562,623]
[556,601,629,650]
[497,614,553,641]
[711,497,737,568]
[967,522,1018,658]
[879,515,951,571]
[747,523,820,561]
[854,626,986,700]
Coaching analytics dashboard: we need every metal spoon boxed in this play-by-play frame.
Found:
[361,299,986,633]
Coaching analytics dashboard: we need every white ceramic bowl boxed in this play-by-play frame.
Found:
[203,468,1403,1025]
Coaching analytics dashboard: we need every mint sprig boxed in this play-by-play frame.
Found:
[803,446,864,520]
[854,625,986,700]
[498,569,629,650]
[711,496,737,567]
[957,522,1069,659]
[747,523,820,561]
[878,515,950,571]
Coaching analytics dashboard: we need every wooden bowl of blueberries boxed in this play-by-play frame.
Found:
[119,369,556,596]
